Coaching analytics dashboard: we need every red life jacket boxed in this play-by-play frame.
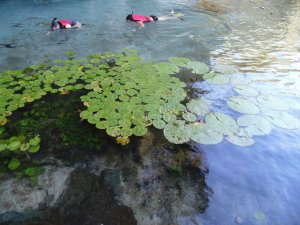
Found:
[58,20,73,28]
[131,14,152,22]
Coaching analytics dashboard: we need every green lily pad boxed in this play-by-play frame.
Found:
[188,122,223,145]
[169,57,190,67]
[212,64,238,74]
[186,98,210,116]
[203,72,230,85]
[8,158,21,170]
[0,143,7,152]
[186,61,209,74]
[257,94,289,110]
[132,125,148,136]
[152,119,166,129]
[233,85,259,97]
[163,113,177,123]
[264,111,300,129]
[106,127,121,137]
[153,62,179,74]
[226,129,255,146]
[29,136,41,146]
[227,97,260,114]
[182,112,197,122]
[7,141,21,151]
[28,145,40,153]
[205,112,238,135]
[237,115,272,136]
[20,143,30,151]
[163,120,190,144]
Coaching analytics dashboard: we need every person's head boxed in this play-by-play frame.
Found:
[126,14,133,21]
[51,18,60,30]
[149,15,158,21]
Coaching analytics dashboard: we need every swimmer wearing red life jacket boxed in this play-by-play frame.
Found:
[46,18,82,35]
[126,13,179,28]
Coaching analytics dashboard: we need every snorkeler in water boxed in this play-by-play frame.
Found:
[46,18,82,35]
[126,12,183,28]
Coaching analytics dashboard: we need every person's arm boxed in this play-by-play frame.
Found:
[136,21,145,28]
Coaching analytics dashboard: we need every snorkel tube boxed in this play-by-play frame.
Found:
[51,17,60,30]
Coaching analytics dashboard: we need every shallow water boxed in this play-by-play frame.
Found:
[1,0,300,225]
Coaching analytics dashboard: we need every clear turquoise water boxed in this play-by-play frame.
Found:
[1,0,300,225]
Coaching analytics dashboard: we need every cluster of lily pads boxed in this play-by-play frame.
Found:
[0,49,300,156]
[0,135,41,170]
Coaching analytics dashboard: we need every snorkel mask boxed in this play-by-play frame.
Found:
[150,15,158,21]
[126,12,134,21]
[51,18,60,30]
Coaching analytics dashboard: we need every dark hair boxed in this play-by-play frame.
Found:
[150,15,158,21]
[51,17,60,30]
[126,14,133,21]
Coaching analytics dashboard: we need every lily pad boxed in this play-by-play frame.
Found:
[169,57,190,67]
[188,122,223,145]
[233,85,259,97]
[182,112,197,122]
[205,112,238,135]
[257,94,289,110]
[212,64,238,74]
[186,98,210,116]
[29,136,41,146]
[227,97,260,114]
[226,129,255,146]
[153,62,179,74]
[163,120,190,144]
[20,143,30,151]
[152,119,166,129]
[237,115,272,136]
[203,72,230,85]
[0,143,7,152]
[8,158,21,170]
[28,145,40,153]
[186,61,209,74]
[264,111,300,129]
[132,125,148,136]
[7,141,21,151]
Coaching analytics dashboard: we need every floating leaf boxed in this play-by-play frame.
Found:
[29,136,41,146]
[132,126,148,136]
[264,111,300,129]
[188,122,223,145]
[169,57,190,67]
[182,112,197,122]
[152,119,166,129]
[163,113,177,123]
[212,64,238,74]
[203,72,230,85]
[186,61,209,75]
[226,129,255,146]
[257,94,289,110]
[205,112,238,135]
[20,143,30,151]
[28,145,40,153]
[237,115,272,136]
[8,158,21,170]
[0,116,8,126]
[227,97,260,114]
[186,98,210,116]
[7,141,21,151]
[233,85,259,97]
[163,120,190,144]
[106,127,121,137]
[153,62,179,74]
[0,143,7,152]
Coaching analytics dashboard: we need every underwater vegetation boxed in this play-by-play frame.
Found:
[0,49,299,173]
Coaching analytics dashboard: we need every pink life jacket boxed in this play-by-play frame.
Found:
[132,14,152,22]
[58,20,73,27]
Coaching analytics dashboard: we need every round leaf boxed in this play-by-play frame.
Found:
[188,122,223,145]
[257,94,289,110]
[227,97,260,114]
[205,112,238,135]
[264,111,300,129]
[163,120,190,144]
[237,115,272,136]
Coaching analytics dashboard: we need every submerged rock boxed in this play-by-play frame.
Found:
[0,130,209,225]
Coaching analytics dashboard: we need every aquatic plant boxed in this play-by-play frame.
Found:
[0,48,299,162]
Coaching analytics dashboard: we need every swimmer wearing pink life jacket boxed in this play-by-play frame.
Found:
[46,18,82,35]
[126,13,178,28]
